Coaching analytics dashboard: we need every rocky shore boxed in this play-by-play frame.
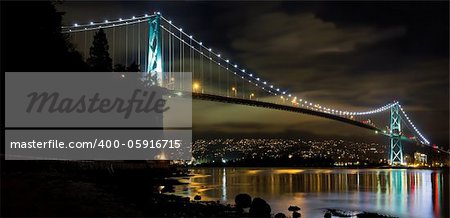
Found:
[1,161,397,217]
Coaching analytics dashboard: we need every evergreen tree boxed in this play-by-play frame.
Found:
[114,64,126,72]
[2,1,88,71]
[126,61,140,72]
[87,29,112,71]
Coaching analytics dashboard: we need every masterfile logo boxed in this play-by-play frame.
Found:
[5,72,192,160]
[26,89,170,119]
[5,72,192,128]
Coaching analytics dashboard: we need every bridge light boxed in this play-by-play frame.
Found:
[282,92,286,94]
[119,18,123,21]
[179,28,183,31]
[270,85,273,88]
[256,78,260,81]
[242,69,245,72]
[105,20,109,23]
[226,59,229,62]
[168,20,172,24]
[145,14,149,17]
[263,82,267,84]
[276,88,280,91]
[208,48,212,52]
[90,21,94,25]
[189,35,193,39]
[217,54,221,57]
[193,82,201,92]
[199,42,203,45]
[249,74,253,77]
[74,23,78,27]
[234,65,238,68]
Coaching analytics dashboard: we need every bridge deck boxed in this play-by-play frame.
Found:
[191,92,382,132]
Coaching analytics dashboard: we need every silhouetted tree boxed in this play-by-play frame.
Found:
[126,61,140,72]
[114,64,126,72]
[2,1,88,71]
[87,29,112,71]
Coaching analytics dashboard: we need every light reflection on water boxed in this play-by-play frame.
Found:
[172,168,448,217]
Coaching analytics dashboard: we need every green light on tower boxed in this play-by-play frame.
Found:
[146,14,163,86]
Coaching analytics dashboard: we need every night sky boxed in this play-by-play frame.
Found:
[58,1,449,148]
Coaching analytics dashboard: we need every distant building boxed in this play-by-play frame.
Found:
[414,152,427,165]
[404,155,413,165]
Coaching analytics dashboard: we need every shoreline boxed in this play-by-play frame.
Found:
[2,162,443,217]
[188,165,449,170]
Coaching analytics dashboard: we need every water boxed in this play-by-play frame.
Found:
[172,168,448,218]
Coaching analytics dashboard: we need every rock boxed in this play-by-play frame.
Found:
[235,193,252,209]
[293,211,301,218]
[249,197,271,217]
[274,212,287,218]
[288,205,301,212]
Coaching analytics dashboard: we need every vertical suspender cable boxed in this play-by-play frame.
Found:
[112,27,115,68]
[138,22,140,69]
[84,31,87,60]
[125,25,128,67]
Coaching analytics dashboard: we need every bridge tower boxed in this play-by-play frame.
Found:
[146,13,163,86]
[389,103,404,165]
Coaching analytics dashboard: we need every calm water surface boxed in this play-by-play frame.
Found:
[172,168,448,218]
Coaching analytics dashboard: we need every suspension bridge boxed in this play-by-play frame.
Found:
[63,12,446,165]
